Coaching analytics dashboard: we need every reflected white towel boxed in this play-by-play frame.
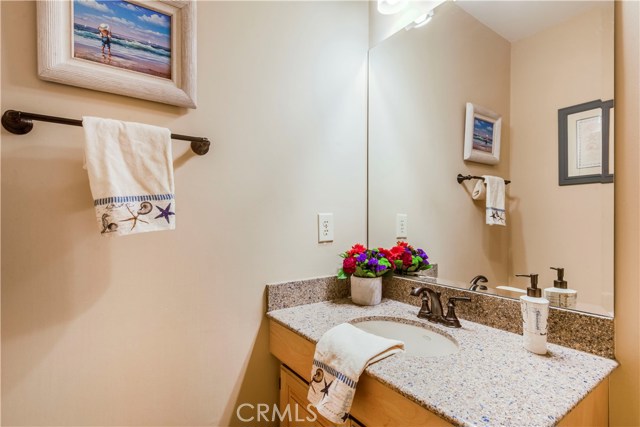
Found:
[307,323,404,424]
[83,116,175,236]
[483,175,506,226]
[472,179,486,200]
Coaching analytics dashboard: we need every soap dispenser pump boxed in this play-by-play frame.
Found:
[516,274,549,355]
[544,267,577,308]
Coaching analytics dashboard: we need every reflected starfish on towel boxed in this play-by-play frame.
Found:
[321,379,333,399]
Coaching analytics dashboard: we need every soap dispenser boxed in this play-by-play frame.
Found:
[516,274,549,355]
[544,267,577,309]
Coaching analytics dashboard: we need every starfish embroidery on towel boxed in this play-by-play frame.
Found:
[321,380,333,399]
[155,203,175,224]
[120,205,149,231]
[341,413,349,422]
[490,210,505,223]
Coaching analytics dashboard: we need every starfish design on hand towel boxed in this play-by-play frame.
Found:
[120,205,149,231]
[155,203,175,224]
[341,413,349,422]
[321,380,333,398]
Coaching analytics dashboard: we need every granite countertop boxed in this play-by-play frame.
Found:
[267,298,618,427]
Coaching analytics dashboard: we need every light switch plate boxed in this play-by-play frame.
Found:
[318,213,334,243]
[396,214,408,238]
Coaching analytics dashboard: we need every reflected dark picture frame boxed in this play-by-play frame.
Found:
[558,99,614,186]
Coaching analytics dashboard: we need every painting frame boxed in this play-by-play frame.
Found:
[558,99,614,186]
[463,102,502,165]
[37,0,197,109]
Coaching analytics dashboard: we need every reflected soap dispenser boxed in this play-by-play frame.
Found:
[516,274,549,355]
[544,267,577,309]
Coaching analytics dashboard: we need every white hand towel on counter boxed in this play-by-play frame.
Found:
[83,116,175,236]
[483,175,506,226]
[307,323,404,424]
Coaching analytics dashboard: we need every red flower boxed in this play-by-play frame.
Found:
[347,244,367,257]
[397,241,409,248]
[401,251,413,267]
[343,256,357,274]
[390,245,405,258]
[378,248,395,262]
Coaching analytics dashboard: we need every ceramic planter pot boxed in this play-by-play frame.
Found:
[350,276,382,306]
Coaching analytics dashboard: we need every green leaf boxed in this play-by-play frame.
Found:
[355,266,365,277]
[379,258,392,268]
[337,269,348,280]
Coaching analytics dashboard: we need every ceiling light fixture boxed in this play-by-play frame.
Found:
[377,0,408,15]
[405,11,434,31]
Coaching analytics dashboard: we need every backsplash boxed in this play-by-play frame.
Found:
[266,273,614,359]
[266,276,349,312]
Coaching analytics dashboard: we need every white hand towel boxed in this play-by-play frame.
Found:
[83,116,175,236]
[471,179,486,200]
[483,175,506,226]
[307,323,404,424]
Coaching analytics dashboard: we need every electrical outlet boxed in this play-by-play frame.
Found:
[318,213,334,243]
[396,214,408,238]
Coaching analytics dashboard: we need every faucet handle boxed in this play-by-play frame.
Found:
[410,286,432,319]
[444,297,471,328]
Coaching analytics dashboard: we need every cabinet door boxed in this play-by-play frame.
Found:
[279,365,349,427]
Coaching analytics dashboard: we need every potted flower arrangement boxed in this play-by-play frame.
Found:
[388,241,432,274]
[337,244,393,306]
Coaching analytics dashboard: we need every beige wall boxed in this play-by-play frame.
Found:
[0,2,368,425]
[611,2,640,425]
[509,4,614,313]
[368,1,512,286]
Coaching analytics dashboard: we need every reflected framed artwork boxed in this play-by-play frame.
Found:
[463,102,502,165]
[558,99,614,186]
[37,0,197,108]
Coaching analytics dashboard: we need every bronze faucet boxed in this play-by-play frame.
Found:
[410,286,471,328]
[469,275,488,291]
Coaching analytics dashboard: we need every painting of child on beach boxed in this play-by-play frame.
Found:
[472,117,494,153]
[73,0,172,80]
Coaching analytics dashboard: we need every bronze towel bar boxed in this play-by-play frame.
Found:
[1,109,210,155]
[457,174,511,185]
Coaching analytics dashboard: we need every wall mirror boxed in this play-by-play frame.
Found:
[368,0,614,317]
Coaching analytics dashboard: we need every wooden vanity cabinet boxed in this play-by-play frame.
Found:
[270,319,609,427]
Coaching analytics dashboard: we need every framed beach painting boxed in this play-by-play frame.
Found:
[37,0,196,108]
[463,102,502,165]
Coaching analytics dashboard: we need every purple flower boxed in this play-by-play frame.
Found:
[368,258,379,267]
[417,249,428,260]
[356,253,367,263]
[375,264,387,272]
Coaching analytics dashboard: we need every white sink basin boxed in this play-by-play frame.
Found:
[353,319,459,357]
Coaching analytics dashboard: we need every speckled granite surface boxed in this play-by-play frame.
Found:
[386,276,615,359]
[267,299,618,427]
[266,276,349,312]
